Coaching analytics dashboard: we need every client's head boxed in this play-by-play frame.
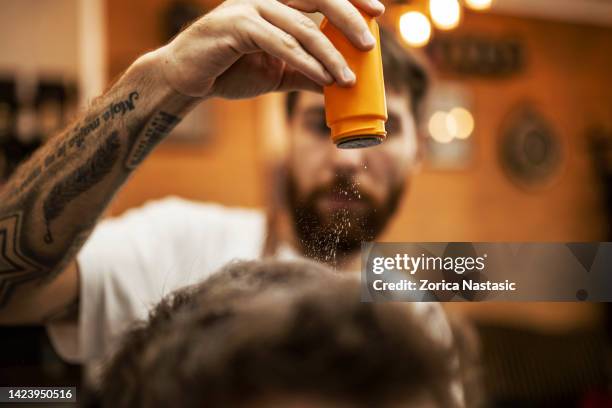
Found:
[101,260,479,408]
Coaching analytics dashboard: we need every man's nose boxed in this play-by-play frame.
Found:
[330,146,366,173]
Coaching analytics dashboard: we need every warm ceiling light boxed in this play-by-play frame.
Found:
[429,0,461,30]
[465,0,493,11]
[448,107,474,139]
[399,11,432,47]
[428,111,454,144]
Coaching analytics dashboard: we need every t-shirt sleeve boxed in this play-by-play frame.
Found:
[46,197,250,363]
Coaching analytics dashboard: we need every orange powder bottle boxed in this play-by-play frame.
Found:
[321,12,387,149]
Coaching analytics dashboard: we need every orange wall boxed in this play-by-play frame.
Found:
[382,10,612,243]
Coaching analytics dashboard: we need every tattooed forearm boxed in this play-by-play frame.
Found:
[43,131,121,243]
[7,93,140,199]
[126,111,179,169]
[0,52,198,319]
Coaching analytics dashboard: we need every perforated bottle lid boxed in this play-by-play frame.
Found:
[336,135,383,149]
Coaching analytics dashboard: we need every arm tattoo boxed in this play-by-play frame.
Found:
[0,61,195,315]
[43,131,121,244]
[0,212,46,308]
[126,111,179,169]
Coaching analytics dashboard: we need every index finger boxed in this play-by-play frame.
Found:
[284,0,384,50]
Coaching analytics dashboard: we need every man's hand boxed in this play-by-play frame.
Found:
[159,0,385,99]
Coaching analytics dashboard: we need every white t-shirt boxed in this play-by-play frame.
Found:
[47,196,453,371]
[47,196,269,363]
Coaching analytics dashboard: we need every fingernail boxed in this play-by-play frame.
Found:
[342,66,356,83]
[370,0,385,13]
[361,30,376,48]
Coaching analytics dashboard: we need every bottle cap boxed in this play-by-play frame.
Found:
[330,116,386,148]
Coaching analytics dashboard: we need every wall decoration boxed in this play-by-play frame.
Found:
[426,34,524,77]
[499,105,562,190]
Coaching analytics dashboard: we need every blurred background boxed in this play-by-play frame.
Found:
[1,0,612,406]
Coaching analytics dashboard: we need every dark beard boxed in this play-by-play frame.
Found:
[285,170,405,266]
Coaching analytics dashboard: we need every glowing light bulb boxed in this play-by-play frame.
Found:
[445,113,458,138]
[448,107,474,139]
[428,111,454,143]
[429,0,461,30]
[399,11,432,47]
[465,0,493,11]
